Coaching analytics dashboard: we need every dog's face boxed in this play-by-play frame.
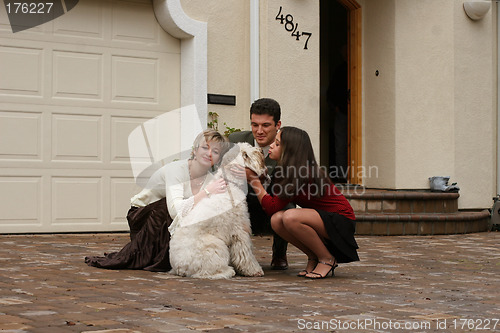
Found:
[238,142,267,177]
[219,142,269,186]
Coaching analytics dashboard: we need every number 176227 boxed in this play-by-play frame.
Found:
[6,2,54,14]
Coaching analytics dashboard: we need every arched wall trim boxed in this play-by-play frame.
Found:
[152,0,208,134]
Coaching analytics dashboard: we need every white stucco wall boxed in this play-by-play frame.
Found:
[394,0,456,189]
[362,0,496,209]
[362,0,397,189]
[453,1,496,209]
[180,0,251,132]
[180,0,320,154]
[260,0,320,155]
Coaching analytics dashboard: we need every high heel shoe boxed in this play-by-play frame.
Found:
[305,259,338,279]
[297,258,318,277]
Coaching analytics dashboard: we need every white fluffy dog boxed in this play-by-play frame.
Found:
[169,142,267,279]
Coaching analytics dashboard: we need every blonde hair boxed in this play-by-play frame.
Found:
[190,129,229,161]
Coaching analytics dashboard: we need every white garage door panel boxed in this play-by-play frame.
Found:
[112,1,159,43]
[0,169,144,233]
[0,46,43,96]
[52,177,102,224]
[0,40,180,110]
[2,0,180,53]
[0,111,42,159]
[111,116,152,163]
[53,51,103,100]
[0,0,181,233]
[0,104,157,170]
[110,177,142,224]
[54,0,103,38]
[0,177,41,224]
[52,114,102,161]
[112,56,159,103]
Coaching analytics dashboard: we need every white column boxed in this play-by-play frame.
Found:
[153,0,207,159]
[498,2,500,196]
[250,0,260,103]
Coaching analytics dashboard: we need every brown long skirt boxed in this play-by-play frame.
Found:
[84,198,172,272]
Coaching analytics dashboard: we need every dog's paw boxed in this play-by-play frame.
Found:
[250,270,264,277]
[243,268,264,277]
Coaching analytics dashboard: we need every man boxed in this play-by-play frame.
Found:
[229,98,289,270]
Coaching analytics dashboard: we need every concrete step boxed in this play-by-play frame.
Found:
[338,187,490,235]
[354,211,490,235]
[343,188,459,214]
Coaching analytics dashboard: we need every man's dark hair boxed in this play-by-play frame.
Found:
[250,98,281,124]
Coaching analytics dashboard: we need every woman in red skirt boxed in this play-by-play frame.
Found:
[245,126,359,279]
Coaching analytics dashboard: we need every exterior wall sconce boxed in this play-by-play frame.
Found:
[463,1,491,20]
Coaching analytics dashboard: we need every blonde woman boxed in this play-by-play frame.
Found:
[85,129,229,271]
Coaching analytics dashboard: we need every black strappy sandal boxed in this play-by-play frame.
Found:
[305,259,338,279]
[297,258,318,277]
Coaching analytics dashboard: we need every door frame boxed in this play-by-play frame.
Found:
[339,0,362,185]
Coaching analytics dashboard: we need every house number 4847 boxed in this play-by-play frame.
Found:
[275,6,312,50]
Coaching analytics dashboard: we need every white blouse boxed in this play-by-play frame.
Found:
[129,159,215,235]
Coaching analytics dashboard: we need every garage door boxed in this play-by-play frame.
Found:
[0,0,181,233]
